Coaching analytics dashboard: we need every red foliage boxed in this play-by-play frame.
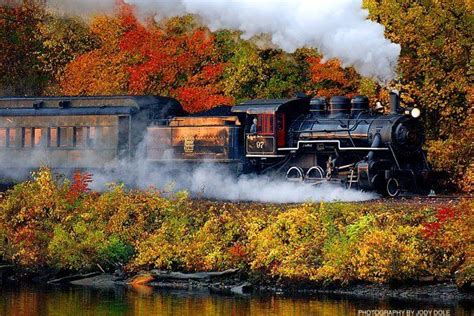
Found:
[422,207,456,238]
[61,6,233,112]
[436,207,456,222]
[118,13,233,111]
[66,170,93,203]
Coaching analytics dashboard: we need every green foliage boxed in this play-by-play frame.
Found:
[221,40,268,102]
[36,15,99,93]
[0,1,48,95]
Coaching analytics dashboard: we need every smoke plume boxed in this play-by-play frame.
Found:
[124,0,401,83]
[45,0,116,16]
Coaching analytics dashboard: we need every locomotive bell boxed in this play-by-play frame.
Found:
[329,96,351,115]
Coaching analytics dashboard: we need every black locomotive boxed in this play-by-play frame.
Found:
[231,91,430,197]
[0,91,430,196]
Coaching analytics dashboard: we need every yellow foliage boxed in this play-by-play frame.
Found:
[0,169,472,285]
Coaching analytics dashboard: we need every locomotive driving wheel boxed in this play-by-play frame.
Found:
[286,166,305,182]
[305,166,325,184]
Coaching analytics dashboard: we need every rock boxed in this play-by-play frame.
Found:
[70,274,116,288]
[230,282,252,295]
[48,272,101,284]
[0,265,14,283]
[150,269,239,281]
[418,276,435,282]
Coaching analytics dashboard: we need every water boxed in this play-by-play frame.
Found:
[0,284,471,316]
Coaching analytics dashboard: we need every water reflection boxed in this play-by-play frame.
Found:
[0,284,471,316]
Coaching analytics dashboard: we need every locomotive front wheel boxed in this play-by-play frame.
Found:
[386,178,401,197]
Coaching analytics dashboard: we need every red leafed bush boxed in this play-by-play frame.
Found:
[66,170,93,203]
[422,207,456,238]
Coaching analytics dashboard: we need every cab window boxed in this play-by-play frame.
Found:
[257,114,274,135]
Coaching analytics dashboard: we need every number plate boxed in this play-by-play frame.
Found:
[246,136,275,154]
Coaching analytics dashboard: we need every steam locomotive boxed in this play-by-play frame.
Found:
[0,91,430,196]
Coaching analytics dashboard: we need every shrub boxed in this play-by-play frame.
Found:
[248,204,326,280]
[0,168,471,286]
[428,116,474,193]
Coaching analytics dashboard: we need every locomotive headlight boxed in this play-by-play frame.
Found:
[406,107,421,118]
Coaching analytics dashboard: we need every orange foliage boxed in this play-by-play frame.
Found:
[306,56,358,98]
[60,5,233,112]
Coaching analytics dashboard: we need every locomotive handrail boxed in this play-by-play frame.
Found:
[389,144,401,170]
[295,117,397,124]
[292,118,365,134]
[278,140,390,152]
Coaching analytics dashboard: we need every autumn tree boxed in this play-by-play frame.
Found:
[36,15,98,94]
[60,9,233,112]
[59,13,131,95]
[219,32,313,102]
[364,0,473,139]
[0,0,47,95]
[306,55,360,98]
[122,15,234,111]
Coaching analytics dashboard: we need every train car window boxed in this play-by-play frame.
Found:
[75,127,86,148]
[100,126,115,149]
[48,127,59,147]
[23,128,33,148]
[87,126,97,147]
[0,128,6,147]
[7,128,17,147]
[34,128,43,146]
[59,127,74,147]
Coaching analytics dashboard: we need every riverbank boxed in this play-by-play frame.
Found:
[1,270,473,304]
[0,169,472,297]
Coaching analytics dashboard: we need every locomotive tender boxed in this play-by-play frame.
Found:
[0,92,430,196]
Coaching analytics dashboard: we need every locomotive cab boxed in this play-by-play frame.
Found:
[232,98,311,160]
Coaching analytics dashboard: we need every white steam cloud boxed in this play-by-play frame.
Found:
[46,0,116,15]
[0,135,376,203]
[124,0,401,83]
[43,0,401,82]
[90,161,377,203]
[87,136,376,203]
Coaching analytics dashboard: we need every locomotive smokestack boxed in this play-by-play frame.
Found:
[390,90,400,114]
